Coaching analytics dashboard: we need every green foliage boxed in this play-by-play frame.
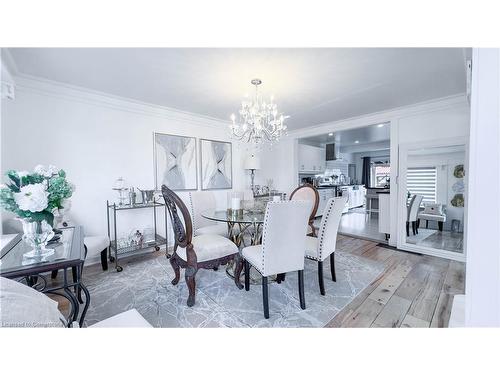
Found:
[47,175,73,211]
[0,187,20,215]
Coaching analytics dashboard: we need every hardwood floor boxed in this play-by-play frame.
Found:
[407,229,464,253]
[325,235,465,327]
[337,210,387,243]
[333,207,464,253]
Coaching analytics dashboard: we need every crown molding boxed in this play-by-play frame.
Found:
[289,93,469,138]
[12,73,232,129]
[9,67,468,137]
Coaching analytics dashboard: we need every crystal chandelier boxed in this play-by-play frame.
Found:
[230,79,287,144]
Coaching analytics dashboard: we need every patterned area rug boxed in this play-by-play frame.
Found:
[83,251,384,327]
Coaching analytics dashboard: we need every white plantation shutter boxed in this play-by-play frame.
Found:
[407,167,437,204]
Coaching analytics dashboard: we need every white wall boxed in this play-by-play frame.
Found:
[465,48,500,327]
[258,94,470,248]
[0,49,16,236]
[254,138,297,193]
[1,76,247,262]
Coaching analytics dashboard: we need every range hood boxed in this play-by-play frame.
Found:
[326,143,339,161]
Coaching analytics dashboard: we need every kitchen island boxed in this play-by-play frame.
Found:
[315,184,365,216]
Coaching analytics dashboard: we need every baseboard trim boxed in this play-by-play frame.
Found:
[449,294,465,327]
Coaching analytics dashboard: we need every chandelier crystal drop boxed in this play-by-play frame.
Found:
[230,79,287,144]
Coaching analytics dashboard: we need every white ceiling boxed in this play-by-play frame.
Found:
[300,122,390,146]
[6,48,469,130]
[408,144,466,156]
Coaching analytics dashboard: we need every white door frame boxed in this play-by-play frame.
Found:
[464,48,500,326]
[397,136,468,262]
[292,119,398,246]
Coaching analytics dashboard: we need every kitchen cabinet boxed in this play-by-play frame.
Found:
[298,144,325,173]
[347,186,365,209]
[340,185,365,210]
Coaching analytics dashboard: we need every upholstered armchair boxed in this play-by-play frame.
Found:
[162,186,238,307]
[417,203,447,231]
[290,183,319,237]
[234,200,311,319]
[304,196,347,295]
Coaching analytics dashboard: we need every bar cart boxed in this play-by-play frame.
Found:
[106,200,169,272]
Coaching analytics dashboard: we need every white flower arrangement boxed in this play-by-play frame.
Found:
[13,183,49,212]
[34,164,59,178]
[0,165,74,226]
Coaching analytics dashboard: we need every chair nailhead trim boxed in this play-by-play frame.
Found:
[316,197,343,260]
[260,200,310,275]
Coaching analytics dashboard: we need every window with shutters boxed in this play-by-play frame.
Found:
[406,167,437,204]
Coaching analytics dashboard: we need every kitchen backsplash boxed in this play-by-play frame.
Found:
[325,160,349,176]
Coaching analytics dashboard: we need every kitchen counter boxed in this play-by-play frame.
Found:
[315,184,365,217]
[316,184,364,189]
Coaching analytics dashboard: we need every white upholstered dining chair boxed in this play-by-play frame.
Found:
[190,191,228,237]
[234,200,311,319]
[304,196,348,295]
[406,194,424,236]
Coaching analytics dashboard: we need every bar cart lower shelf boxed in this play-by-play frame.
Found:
[107,200,168,272]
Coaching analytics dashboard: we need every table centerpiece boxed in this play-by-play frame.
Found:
[0,165,74,259]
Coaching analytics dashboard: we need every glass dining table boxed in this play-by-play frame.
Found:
[201,209,265,247]
[0,226,89,327]
[201,209,268,283]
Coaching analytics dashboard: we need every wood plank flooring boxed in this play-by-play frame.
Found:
[325,235,465,328]
[407,229,464,253]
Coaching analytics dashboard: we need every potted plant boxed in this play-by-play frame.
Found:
[0,165,74,259]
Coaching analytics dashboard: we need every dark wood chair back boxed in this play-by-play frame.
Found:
[161,185,193,249]
[290,183,320,232]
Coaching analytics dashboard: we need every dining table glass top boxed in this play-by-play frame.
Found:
[0,226,80,275]
[201,210,265,224]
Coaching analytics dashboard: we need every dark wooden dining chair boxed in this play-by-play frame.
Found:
[289,183,320,237]
[161,185,238,307]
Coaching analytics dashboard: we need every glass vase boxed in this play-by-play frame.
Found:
[21,220,55,259]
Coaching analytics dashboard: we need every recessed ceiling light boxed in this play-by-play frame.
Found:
[328,133,333,136]
[377,124,385,128]
[354,140,360,144]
